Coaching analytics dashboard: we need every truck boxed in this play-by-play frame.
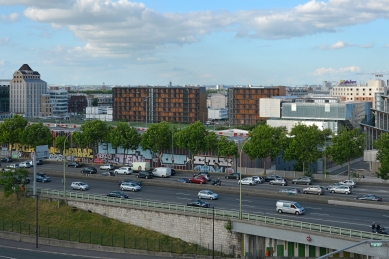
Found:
[131,162,150,173]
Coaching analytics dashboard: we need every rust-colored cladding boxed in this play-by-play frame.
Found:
[112,86,208,124]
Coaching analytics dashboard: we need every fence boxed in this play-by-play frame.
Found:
[0,218,234,257]
[29,188,387,242]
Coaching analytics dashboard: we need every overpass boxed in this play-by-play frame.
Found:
[23,188,389,258]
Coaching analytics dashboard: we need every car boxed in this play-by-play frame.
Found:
[67,161,82,168]
[171,169,176,176]
[174,178,191,183]
[326,183,343,190]
[328,185,352,194]
[24,160,43,166]
[7,164,19,169]
[136,171,153,179]
[120,182,141,192]
[1,157,13,162]
[252,176,264,184]
[279,188,301,194]
[292,177,312,185]
[100,164,114,170]
[107,190,128,198]
[114,167,133,175]
[339,180,356,188]
[80,167,97,174]
[101,171,115,176]
[70,182,89,191]
[193,172,211,181]
[269,178,287,186]
[36,174,51,183]
[354,194,383,201]
[303,185,324,195]
[238,177,256,185]
[118,179,142,186]
[198,190,218,200]
[265,175,283,182]
[225,173,240,179]
[19,162,32,168]
[186,199,210,208]
[189,175,207,184]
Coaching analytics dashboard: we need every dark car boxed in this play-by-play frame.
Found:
[37,160,43,165]
[171,169,176,176]
[68,161,82,168]
[36,174,51,183]
[174,178,191,183]
[225,173,240,179]
[118,179,142,186]
[107,191,129,199]
[1,157,13,162]
[355,194,383,201]
[80,167,97,174]
[101,171,115,177]
[265,175,283,182]
[186,199,210,208]
[136,171,153,179]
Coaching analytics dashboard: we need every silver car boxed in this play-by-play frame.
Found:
[339,180,356,188]
[252,176,264,184]
[19,162,32,168]
[269,178,287,186]
[120,182,141,192]
[328,185,352,194]
[70,182,89,191]
[198,190,218,200]
[100,164,114,170]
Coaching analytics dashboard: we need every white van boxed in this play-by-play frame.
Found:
[131,162,150,172]
[276,200,305,215]
[152,167,171,178]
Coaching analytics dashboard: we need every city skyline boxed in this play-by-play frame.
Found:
[0,0,389,86]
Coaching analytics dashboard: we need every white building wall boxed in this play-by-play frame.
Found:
[259,98,281,118]
[210,94,227,109]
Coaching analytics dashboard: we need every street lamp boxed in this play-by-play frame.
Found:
[63,132,73,198]
[27,193,39,248]
[239,137,251,219]
[212,206,215,259]
[171,130,174,168]
[322,125,327,180]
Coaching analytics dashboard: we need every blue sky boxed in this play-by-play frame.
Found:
[0,0,389,86]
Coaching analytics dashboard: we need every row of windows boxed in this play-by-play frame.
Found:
[333,88,383,91]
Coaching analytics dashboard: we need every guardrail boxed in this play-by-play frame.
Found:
[29,188,387,241]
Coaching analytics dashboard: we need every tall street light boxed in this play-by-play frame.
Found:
[63,132,73,198]
[239,137,251,219]
[212,206,215,259]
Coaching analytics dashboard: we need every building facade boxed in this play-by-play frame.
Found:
[48,89,68,117]
[113,86,208,124]
[227,86,286,126]
[10,64,47,118]
[0,79,10,114]
[68,94,88,115]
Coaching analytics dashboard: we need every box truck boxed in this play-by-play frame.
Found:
[131,162,150,172]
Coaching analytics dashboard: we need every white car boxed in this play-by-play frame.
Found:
[100,164,114,170]
[339,180,356,188]
[252,176,264,184]
[328,185,352,194]
[7,164,19,169]
[70,182,89,191]
[238,177,256,185]
[19,161,32,168]
[120,182,141,192]
[198,190,218,200]
[114,167,133,175]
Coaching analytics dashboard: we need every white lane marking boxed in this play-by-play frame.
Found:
[310,213,329,216]
[242,205,256,208]
[236,199,252,202]
[383,215,389,218]
[304,207,322,210]
[176,197,190,200]
[0,256,17,259]
[176,193,190,195]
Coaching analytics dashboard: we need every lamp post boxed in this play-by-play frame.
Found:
[171,130,174,168]
[63,132,73,198]
[27,193,39,248]
[239,137,251,219]
[322,125,327,180]
[212,206,215,259]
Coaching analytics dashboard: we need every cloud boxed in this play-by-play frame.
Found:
[0,38,10,45]
[359,42,374,48]
[0,13,19,22]
[314,66,361,75]
[319,41,350,49]
[385,44,389,48]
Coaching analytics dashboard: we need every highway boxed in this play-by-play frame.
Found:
[15,161,388,233]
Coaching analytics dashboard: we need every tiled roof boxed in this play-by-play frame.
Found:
[19,64,33,71]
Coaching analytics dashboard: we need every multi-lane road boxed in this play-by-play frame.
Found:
[8,161,389,233]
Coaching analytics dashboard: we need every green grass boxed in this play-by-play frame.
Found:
[0,192,227,255]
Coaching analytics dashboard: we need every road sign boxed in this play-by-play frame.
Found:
[36,145,49,159]
[370,243,382,247]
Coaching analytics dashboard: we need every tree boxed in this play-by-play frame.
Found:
[326,127,365,179]
[283,123,324,174]
[243,124,287,175]
[372,133,389,180]
[54,135,71,155]
[110,122,141,165]
[80,120,109,156]
[0,168,29,198]
[140,122,172,164]
[92,98,98,106]
[204,131,219,155]
[175,121,207,169]
[217,136,238,167]
[20,123,53,148]
[0,115,28,156]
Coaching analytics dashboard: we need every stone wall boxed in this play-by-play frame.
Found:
[67,199,241,255]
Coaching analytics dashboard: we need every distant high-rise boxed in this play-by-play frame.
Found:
[10,64,47,118]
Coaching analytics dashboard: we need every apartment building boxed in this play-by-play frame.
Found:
[227,86,286,126]
[10,64,47,118]
[112,86,208,124]
[68,94,88,115]
[0,79,10,114]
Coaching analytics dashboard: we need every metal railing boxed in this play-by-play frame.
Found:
[29,188,387,241]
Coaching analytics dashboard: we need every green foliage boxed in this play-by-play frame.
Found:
[140,122,172,162]
[283,123,323,173]
[217,136,238,165]
[54,135,68,152]
[243,124,287,175]
[20,123,53,148]
[92,98,99,106]
[224,219,232,231]
[80,120,110,153]
[0,115,28,153]
[373,133,389,180]
[72,131,87,148]
[110,122,141,164]
[204,131,218,154]
[0,168,29,198]
[326,127,365,179]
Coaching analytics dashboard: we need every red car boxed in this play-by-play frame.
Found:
[189,175,207,184]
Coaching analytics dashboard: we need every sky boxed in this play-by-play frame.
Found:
[1,0,389,86]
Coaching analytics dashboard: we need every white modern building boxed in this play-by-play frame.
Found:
[85,106,113,121]
[10,64,47,118]
[207,93,228,121]
[48,89,68,116]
